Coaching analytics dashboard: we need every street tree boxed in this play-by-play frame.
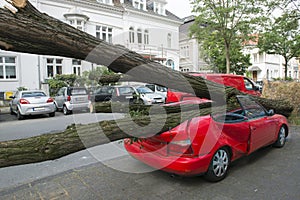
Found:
[258,12,300,79]
[190,0,277,73]
[198,30,251,74]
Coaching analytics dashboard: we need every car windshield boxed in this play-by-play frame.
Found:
[137,87,153,94]
[95,87,113,94]
[22,91,46,98]
[70,88,87,95]
[156,86,167,92]
[118,87,134,95]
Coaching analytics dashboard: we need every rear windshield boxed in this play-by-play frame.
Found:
[70,88,87,95]
[22,91,46,98]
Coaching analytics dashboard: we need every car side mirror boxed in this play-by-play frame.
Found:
[9,96,15,99]
[267,109,275,116]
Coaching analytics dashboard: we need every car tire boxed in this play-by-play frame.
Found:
[63,105,70,115]
[17,109,24,120]
[49,112,55,117]
[204,147,230,182]
[273,126,287,148]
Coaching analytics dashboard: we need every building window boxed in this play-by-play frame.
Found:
[166,59,175,69]
[133,0,145,10]
[180,67,190,72]
[96,25,113,43]
[167,33,171,48]
[0,56,16,79]
[144,30,149,45]
[97,0,112,5]
[72,59,82,76]
[153,2,165,15]
[46,58,63,78]
[69,19,85,31]
[180,46,190,58]
[129,27,135,43]
[137,29,142,44]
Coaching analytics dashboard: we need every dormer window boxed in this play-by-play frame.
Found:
[132,0,146,11]
[64,7,89,31]
[153,1,166,15]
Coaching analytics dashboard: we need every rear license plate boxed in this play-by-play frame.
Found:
[33,107,45,111]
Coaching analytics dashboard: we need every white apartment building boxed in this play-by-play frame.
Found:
[244,46,299,82]
[0,0,182,99]
[179,16,209,72]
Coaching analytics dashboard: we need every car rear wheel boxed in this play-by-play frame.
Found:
[63,105,70,115]
[49,112,55,117]
[273,126,287,148]
[17,109,24,120]
[204,148,230,182]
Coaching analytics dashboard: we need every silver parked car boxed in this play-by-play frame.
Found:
[9,90,56,120]
[134,86,165,105]
[54,87,90,115]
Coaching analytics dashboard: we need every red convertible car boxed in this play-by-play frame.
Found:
[124,95,288,182]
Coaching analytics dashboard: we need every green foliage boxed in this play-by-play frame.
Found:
[258,12,300,79]
[82,66,117,87]
[198,31,251,74]
[17,86,27,91]
[190,0,276,73]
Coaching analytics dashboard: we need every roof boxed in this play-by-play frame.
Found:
[122,0,182,22]
[58,0,182,23]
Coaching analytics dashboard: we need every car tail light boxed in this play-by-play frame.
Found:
[88,95,90,101]
[47,98,54,103]
[20,99,30,104]
[67,96,71,101]
[167,139,194,156]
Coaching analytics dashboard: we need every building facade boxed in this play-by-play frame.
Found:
[179,16,209,72]
[244,45,299,82]
[0,0,182,97]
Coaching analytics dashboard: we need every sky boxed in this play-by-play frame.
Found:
[165,0,193,19]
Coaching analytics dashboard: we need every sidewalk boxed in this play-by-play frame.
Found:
[0,141,155,199]
[0,106,10,114]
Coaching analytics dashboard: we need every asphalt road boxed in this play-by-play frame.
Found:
[0,111,124,141]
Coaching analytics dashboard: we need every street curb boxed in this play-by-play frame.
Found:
[0,107,10,114]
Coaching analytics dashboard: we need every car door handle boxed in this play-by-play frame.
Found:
[251,127,257,131]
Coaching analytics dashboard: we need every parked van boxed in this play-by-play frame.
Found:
[166,73,261,103]
[145,84,167,100]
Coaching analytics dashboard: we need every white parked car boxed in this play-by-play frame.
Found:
[54,87,90,115]
[134,86,165,105]
[9,90,56,120]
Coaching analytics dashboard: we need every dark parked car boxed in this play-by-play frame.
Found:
[91,86,114,102]
[111,85,137,103]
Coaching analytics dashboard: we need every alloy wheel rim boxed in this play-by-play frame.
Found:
[212,149,229,177]
[279,127,286,145]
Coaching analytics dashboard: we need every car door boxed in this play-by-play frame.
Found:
[237,96,277,154]
[55,88,66,108]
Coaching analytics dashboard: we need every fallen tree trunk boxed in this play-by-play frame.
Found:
[0,105,217,168]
